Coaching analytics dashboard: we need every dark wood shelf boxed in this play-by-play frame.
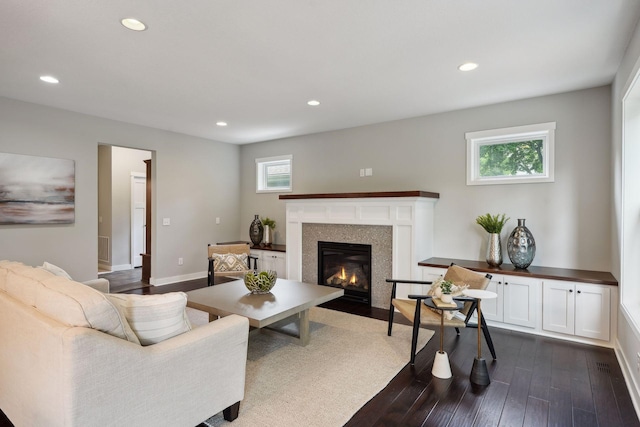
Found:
[279,190,440,200]
[217,240,286,253]
[418,257,618,286]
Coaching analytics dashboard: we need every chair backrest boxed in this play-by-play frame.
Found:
[208,243,250,258]
[443,264,491,316]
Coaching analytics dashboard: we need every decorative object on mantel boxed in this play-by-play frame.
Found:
[261,217,276,246]
[249,214,264,246]
[244,270,277,294]
[507,218,536,269]
[475,213,509,267]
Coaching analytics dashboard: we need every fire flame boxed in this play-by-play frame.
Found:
[339,267,346,280]
[350,273,357,284]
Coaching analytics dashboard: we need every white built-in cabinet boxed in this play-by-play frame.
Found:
[418,265,616,347]
[542,279,610,341]
[251,249,287,279]
[421,267,539,329]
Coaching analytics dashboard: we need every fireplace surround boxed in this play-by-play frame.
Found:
[282,191,439,308]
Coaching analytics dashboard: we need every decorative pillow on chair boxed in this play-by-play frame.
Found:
[212,253,249,272]
[107,292,192,346]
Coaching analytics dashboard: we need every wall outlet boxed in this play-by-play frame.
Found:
[178,257,183,265]
[216,217,220,224]
[365,168,373,176]
[163,217,171,226]
[359,168,365,177]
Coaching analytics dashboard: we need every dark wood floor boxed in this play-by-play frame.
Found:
[2,270,638,427]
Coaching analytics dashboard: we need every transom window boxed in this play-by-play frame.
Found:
[466,122,556,185]
[256,155,292,193]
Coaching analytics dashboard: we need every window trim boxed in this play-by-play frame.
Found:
[255,154,293,193]
[466,122,556,186]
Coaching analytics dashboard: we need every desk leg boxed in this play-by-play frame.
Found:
[298,309,310,346]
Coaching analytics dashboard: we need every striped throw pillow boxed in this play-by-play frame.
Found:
[107,292,192,346]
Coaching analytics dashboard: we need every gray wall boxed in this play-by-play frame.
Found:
[0,96,241,282]
[240,86,612,272]
[612,15,640,412]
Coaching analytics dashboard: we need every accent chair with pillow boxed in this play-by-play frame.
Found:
[207,243,258,285]
[0,260,249,427]
[387,264,496,365]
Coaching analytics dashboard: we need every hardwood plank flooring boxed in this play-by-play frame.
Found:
[1,269,638,427]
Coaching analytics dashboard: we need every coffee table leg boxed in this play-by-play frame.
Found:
[299,309,310,346]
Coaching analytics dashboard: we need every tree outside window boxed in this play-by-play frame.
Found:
[466,122,555,185]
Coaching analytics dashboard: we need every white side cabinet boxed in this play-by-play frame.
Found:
[542,279,611,341]
[251,249,287,279]
[467,275,539,329]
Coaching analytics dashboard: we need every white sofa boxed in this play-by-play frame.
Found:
[0,261,249,427]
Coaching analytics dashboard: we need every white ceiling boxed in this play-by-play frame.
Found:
[1,1,639,145]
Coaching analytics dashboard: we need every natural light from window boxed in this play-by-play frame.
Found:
[256,155,292,193]
[466,122,555,185]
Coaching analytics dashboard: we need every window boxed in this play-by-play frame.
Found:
[466,122,556,185]
[256,155,292,193]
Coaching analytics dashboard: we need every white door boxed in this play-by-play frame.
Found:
[131,175,146,268]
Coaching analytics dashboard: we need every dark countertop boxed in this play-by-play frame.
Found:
[419,257,618,286]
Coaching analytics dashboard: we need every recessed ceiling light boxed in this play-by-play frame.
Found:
[39,75,59,84]
[121,18,147,31]
[216,121,228,127]
[307,100,320,106]
[458,62,478,71]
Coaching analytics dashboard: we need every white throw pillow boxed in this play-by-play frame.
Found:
[40,261,73,280]
[107,292,193,346]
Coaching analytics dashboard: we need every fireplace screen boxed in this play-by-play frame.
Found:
[318,241,372,304]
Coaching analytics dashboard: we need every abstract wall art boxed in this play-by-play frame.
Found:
[0,152,75,224]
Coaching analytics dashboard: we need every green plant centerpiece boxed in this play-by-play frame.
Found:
[244,270,277,294]
[475,213,509,234]
[439,280,453,295]
[439,279,454,303]
[475,213,510,267]
[261,217,276,229]
[260,217,276,246]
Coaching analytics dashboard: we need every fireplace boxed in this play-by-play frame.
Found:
[318,241,372,304]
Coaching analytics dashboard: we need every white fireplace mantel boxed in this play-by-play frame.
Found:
[281,191,439,283]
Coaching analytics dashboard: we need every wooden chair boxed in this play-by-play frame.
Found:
[207,243,258,286]
[387,264,495,365]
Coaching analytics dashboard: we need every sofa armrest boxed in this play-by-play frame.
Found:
[81,278,110,293]
[64,314,249,426]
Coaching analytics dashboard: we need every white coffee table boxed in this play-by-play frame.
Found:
[186,278,344,346]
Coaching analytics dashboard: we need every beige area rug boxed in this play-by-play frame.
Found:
[187,306,434,427]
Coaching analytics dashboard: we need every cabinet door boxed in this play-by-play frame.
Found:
[480,278,504,322]
[575,284,610,341]
[542,280,575,335]
[503,276,539,328]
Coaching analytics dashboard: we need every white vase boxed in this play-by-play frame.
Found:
[441,294,453,303]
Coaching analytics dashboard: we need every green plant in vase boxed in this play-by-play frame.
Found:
[475,213,510,267]
[261,217,276,246]
[439,279,454,303]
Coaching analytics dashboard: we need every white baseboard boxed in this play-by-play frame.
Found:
[615,338,640,420]
[98,263,132,273]
[151,271,207,286]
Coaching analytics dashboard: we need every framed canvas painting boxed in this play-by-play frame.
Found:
[0,152,75,224]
